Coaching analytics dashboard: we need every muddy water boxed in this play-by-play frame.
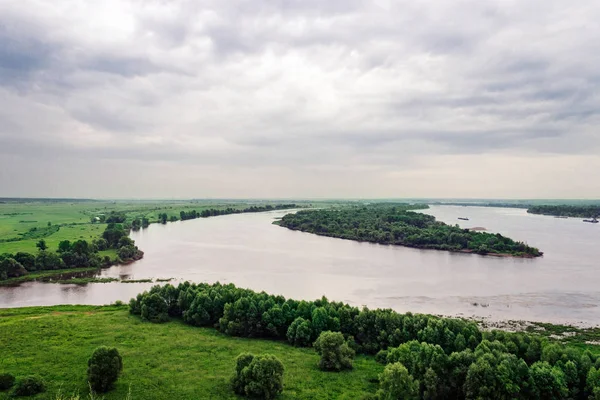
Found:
[1,206,599,326]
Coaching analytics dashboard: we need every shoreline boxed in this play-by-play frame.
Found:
[278,225,543,258]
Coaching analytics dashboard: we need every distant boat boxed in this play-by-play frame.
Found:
[583,218,599,223]
[458,217,469,221]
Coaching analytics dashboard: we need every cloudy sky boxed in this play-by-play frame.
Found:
[1,0,599,199]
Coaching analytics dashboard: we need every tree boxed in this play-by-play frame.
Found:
[313,331,355,371]
[141,293,169,323]
[14,252,36,271]
[231,353,284,399]
[36,239,48,251]
[287,317,312,347]
[11,375,45,396]
[58,240,72,253]
[0,258,28,280]
[377,362,419,400]
[87,346,123,393]
[529,361,568,400]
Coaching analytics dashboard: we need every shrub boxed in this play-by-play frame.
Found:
[286,317,312,347]
[11,375,46,397]
[0,373,15,390]
[140,293,169,323]
[231,353,284,399]
[377,363,419,400]
[313,331,355,371]
[87,346,123,393]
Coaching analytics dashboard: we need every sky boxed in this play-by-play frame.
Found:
[1,0,599,199]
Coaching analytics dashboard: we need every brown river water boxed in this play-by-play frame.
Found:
[1,206,599,326]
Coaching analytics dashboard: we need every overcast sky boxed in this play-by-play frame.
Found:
[1,0,599,199]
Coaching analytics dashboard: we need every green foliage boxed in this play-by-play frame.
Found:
[287,317,312,347]
[377,362,419,400]
[528,205,600,218]
[313,331,355,371]
[0,258,27,280]
[278,204,542,257]
[231,353,285,399]
[0,373,15,391]
[87,346,123,393]
[36,239,47,251]
[11,375,46,397]
[141,293,169,323]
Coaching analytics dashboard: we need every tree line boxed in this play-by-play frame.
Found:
[158,204,300,224]
[128,281,600,399]
[527,205,600,218]
[0,223,143,281]
[278,204,542,257]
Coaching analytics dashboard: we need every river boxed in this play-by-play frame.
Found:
[1,206,599,326]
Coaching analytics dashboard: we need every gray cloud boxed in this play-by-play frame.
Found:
[0,0,599,198]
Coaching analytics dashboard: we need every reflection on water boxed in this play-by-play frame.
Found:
[1,206,599,326]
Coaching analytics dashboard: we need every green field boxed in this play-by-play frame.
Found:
[0,199,309,255]
[0,306,382,399]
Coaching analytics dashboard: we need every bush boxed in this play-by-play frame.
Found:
[0,373,15,390]
[231,353,284,399]
[140,293,169,323]
[377,363,419,400]
[87,346,123,393]
[286,317,312,347]
[313,331,355,371]
[11,375,46,397]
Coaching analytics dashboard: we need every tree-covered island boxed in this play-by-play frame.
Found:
[278,204,542,258]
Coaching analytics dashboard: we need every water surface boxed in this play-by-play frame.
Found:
[1,206,599,326]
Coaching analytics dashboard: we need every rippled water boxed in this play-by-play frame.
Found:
[1,206,599,326]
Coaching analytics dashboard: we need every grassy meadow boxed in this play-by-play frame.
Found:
[0,305,382,399]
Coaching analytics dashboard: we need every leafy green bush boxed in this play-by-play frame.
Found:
[231,353,284,399]
[286,317,312,347]
[377,363,419,400]
[140,293,169,323]
[313,331,355,371]
[0,373,15,391]
[87,346,123,393]
[11,375,46,397]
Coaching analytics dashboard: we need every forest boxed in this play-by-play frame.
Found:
[527,205,600,218]
[278,204,542,257]
[129,282,600,399]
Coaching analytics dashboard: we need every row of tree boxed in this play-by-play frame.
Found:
[527,205,600,218]
[128,282,600,398]
[278,204,542,257]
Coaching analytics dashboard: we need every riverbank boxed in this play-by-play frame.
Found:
[0,305,381,399]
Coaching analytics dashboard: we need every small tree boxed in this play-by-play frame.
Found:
[0,373,15,391]
[11,375,45,396]
[36,239,48,251]
[377,363,419,400]
[87,346,123,393]
[231,353,284,399]
[313,331,355,371]
[286,317,312,347]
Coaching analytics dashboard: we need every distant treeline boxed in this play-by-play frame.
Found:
[527,205,600,218]
[430,202,528,209]
[0,223,143,281]
[278,204,542,257]
[158,204,299,224]
[130,282,600,399]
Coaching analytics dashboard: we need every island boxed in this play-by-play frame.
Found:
[527,205,600,219]
[277,204,542,257]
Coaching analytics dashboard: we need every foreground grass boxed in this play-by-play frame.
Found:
[0,306,382,399]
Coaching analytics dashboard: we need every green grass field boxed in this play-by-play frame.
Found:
[0,306,382,399]
[0,199,307,255]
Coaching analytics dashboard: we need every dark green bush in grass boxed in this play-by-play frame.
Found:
[286,317,312,347]
[87,346,123,393]
[11,375,45,397]
[0,373,15,391]
[314,331,355,371]
[231,353,284,399]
